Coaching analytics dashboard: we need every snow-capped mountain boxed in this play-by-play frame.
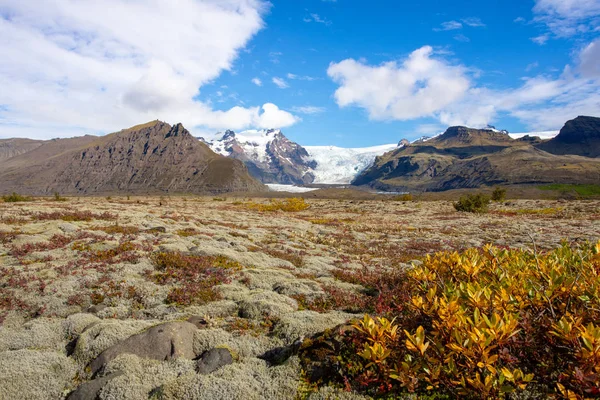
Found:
[201,129,317,185]
[200,126,560,187]
[201,130,400,185]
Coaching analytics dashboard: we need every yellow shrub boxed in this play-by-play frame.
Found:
[246,197,310,212]
[339,241,600,399]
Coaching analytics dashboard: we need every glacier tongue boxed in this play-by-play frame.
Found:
[305,144,398,184]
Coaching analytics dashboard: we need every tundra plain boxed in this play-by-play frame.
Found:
[0,196,599,399]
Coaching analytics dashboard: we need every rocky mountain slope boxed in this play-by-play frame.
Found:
[203,129,316,185]
[0,121,264,195]
[353,116,600,192]
[0,138,45,162]
[536,116,600,158]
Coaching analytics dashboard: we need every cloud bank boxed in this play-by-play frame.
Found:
[0,0,298,139]
[328,42,600,130]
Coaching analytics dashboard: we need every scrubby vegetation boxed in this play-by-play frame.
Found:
[1,192,33,202]
[52,192,67,202]
[491,187,507,202]
[306,241,600,399]
[454,193,491,213]
[246,197,310,212]
[148,252,242,306]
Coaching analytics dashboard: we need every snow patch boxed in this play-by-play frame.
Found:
[509,131,559,140]
[266,184,319,193]
[305,144,398,184]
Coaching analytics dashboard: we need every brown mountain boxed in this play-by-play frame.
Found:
[0,121,265,195]
[536,116,600,158]
[0,138,45,162]
[353,120,600,192]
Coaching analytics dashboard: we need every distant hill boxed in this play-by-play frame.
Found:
[353,117,600,192]
[0,138,45,162]
[0,121,264,195]
[536,116,600,158]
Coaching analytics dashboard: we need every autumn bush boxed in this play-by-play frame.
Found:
[454,193,490,213]
[246,197,310,212]
[148,252,242,306]
[313,241,600,399]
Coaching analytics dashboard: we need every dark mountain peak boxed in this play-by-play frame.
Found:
[398,139,410,147]
[536,116,600,157]
[165,122,190,138]
[222,130,236,140]
[553,116,600,144]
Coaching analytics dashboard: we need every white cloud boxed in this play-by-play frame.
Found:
[454,34,471,42]
[534,0,600,20]
[269,51,282,64]
[531,34,550,45]
[304,13,332,25]
[579,39,600,77]
[286,73,317,81]
[533,0,600,37]
[0,0,300,138]
[272,77,289,89]
[525,62,540,72]
[328,43,600,131]
[435,21,463,31]
[291,106,326,114]
[461,17,486,27]
[327,46,471,121]
[251,77,263,86]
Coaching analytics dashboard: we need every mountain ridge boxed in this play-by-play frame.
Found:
[0,121,264,195]
[352,116,600,191]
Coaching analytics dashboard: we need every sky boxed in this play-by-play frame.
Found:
[0,0,599,146]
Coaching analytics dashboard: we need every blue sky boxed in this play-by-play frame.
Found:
[0,0,599,146]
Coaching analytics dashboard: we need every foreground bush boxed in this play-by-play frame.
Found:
[454,193,490,213]
[311,242,600,399]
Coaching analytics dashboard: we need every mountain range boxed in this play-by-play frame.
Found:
[201,130,399,185]
[0,116,598,195]
[354,116,600,192]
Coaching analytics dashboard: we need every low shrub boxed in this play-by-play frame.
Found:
[454,193,490,213]
[91,224,140,235]
[491,187,507,202]
[247,197,310,212]
[1,192,33,202]
[391,194,413,202]
[312,241,600,399]
[53,192,67,202]
[34,210,117,222]
[148,252,241,306]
